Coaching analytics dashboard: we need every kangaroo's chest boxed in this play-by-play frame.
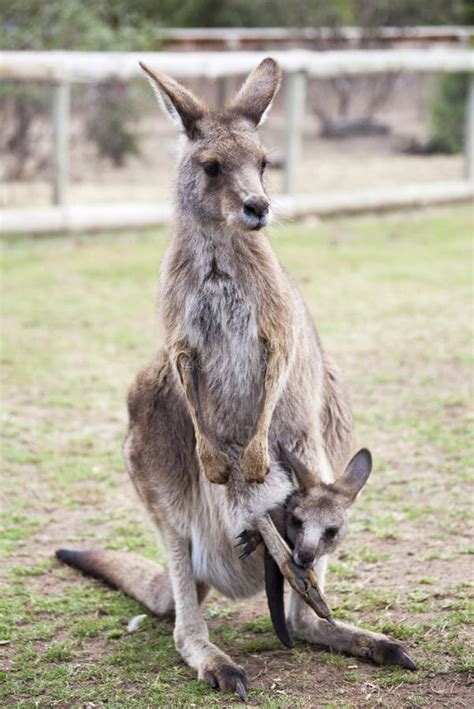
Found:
[186,262,257,348]
[184,262,264,441]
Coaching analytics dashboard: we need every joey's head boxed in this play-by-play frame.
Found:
[139,58,281,232]
[279,444,372,568]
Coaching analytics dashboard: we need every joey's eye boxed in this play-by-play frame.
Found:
[291,515,302,529]
[203,160,220,177]
[325,527,339,540]
[260,158,267,174]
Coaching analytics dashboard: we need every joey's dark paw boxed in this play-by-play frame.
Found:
[235,529,262,560]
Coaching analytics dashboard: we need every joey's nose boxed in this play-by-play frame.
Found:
[243,196,269,219]
[295,549,315,568]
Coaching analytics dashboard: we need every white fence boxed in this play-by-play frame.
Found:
[1,48,473,234]
[155,26,474,49]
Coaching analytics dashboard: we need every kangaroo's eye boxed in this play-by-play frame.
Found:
[291,515,302,529]
[203,160,220,177]
[260,158,267,174]
[325,527,339,540]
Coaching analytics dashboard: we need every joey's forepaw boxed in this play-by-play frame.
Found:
[203,662,248,701]
[235,529,262,560]
[367,638,417,670]
[240,439,270,483]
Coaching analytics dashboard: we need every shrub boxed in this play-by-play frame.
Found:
[429,74,468,155]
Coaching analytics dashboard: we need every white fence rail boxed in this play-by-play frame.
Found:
[155,26,474,47]
[1,49,473,234]
[1,48,473,80]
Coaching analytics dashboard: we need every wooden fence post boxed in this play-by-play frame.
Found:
[283,70,307,195]
[51,81,71,205]
[465,74,474,181]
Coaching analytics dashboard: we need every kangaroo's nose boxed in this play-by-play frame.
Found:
[243,196,269,219]
[295,549,315,568]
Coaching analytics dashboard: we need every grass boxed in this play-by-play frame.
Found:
[1,205,473,707]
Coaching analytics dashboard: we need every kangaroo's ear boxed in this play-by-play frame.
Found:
[228,57,282,127]
[139,62,206,138]
[341,449,372,501]
[278,443,318,495]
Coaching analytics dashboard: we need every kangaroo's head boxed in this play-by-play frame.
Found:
[140,58,281,232]
[279,445,372,568]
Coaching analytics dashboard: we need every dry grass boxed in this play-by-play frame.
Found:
[1,205,473,706]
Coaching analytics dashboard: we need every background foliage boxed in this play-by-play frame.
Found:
[1,0,472,49]
[0,0,471,177]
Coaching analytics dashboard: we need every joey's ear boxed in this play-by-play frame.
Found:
[139,62,206,138]
[278,443,318,495]
[341,449,372,501]
[228,57,282,126]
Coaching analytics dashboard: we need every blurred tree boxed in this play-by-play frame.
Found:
[136,0,472,29]
[0,0,159,51]
[427,75,467,154]
[1,0,472,178]
[2,0,470,45]
[85,81,140,167]
[0,0,159,177]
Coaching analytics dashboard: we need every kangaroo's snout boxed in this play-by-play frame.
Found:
[293,548,316,568]
[244,195,269,219]
[241,194,271,230]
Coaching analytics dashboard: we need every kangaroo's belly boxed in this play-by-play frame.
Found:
[188,463,293,599]
[191,529,266,598]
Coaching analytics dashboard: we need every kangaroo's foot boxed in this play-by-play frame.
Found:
[166,527,247,699]
[290,605,417,670]
[176,630,247,700]
[240,435,270,483]
[198,437,231,485]
[201,653,247,700]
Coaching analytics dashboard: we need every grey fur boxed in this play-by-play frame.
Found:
[57,59,417,698]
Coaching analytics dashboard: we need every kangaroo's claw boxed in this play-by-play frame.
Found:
[236,679,248,701]
[203,662,248,701]
[239,546,254,560]
[365,639,418,670]
[400,652,418,671]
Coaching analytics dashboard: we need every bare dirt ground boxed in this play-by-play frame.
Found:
[1,205,473,707]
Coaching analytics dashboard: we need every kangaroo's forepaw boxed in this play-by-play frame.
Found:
[240,438,270,483]
[202,660,248,701]
[367,638,417,670]
[235,529,263,559]
[198,444,231,485]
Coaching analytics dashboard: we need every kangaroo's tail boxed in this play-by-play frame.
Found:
[55,548,174,616]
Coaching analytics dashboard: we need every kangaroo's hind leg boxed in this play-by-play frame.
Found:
[287,557,417,669]
[162,523,248,700]
[124,357,248,700]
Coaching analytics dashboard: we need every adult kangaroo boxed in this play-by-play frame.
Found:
[57,58,416,699]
